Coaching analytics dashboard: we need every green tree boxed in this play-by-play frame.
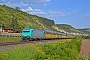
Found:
[1,21,5,30]
[15,6,20,10]
[11,15,18,33]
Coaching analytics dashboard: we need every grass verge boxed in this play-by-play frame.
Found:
[0,37,83,60]
[0,36,22,43]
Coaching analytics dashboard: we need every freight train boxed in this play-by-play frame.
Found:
[22,28,73,41]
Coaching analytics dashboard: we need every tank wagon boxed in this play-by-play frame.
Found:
[22,28,73,41]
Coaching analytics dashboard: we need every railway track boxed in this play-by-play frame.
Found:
[0,39,67,46]
[0,41,29,51]
[0,42,28,46]
[0,39,67,51]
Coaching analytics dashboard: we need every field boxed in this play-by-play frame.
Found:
[0,36,22,43]
[0,37,86,60]
[80,40,90,58]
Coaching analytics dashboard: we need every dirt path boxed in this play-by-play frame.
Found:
[80,40,90,58]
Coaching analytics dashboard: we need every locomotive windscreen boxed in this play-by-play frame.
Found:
[23,30,30,32]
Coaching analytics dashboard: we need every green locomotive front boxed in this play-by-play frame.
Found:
[22,28,45,41]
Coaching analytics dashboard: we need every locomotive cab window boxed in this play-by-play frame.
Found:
[23,30,30,32]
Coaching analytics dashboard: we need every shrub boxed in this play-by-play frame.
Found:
[0,37,82,60]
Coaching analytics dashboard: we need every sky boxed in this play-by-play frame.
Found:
[0,0,90,29]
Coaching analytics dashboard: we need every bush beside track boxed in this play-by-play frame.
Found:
[0,37,86,60]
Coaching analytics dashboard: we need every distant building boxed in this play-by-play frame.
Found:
[3,29,13,33]
[0,29,13,34]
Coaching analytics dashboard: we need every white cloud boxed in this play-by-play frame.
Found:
[22,7,46,15]
[0,0,51,10]
[22,3,29,6]
[0,0,50,8]
[23,0,50,4]
[5,2,20,7]
[2,0,5,1]
[73,10,77,13]
[66,12,71,15]
[83,14,90,18]
[6,0,50,5]
[48,11,71,17]
[48,11,65,17]
[27,7,33,11]
[22,7,71,18]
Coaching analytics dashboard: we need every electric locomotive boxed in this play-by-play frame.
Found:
[22,28,45,40]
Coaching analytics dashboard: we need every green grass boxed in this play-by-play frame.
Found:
[0,37,84,60]
[0,36,22,43]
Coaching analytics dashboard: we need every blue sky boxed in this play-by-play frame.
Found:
[0,0,90,28]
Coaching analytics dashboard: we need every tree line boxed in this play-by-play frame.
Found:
[0,15,18,33]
